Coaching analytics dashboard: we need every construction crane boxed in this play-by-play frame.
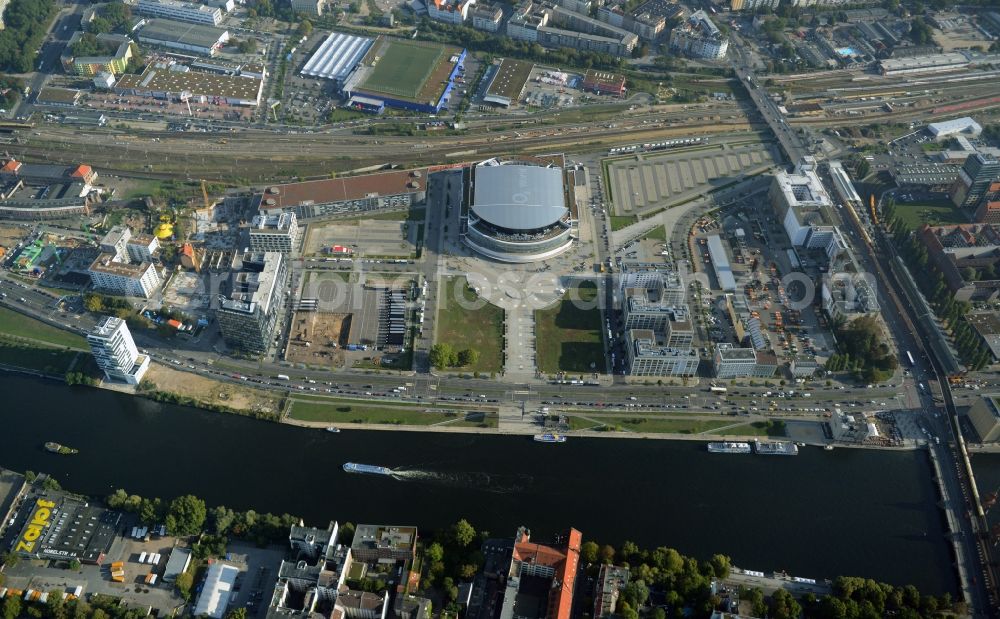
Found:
[201,180,210,210]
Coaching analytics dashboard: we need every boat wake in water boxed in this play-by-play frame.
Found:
[390,468,533,494]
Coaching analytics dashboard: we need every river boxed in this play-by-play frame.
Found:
[0,374,956,594]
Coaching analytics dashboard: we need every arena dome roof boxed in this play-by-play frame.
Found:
[472,164,567,231]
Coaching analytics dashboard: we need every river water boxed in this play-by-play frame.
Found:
[0,374,955,594]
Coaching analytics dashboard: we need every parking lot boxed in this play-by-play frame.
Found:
[303,219,414,258]
[606,142,780,216]
[1,534,185,614]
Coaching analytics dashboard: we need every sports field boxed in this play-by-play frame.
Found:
[362,40,444,100]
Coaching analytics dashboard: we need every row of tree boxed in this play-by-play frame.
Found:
[429,343,480,369]
[883,200,993,370]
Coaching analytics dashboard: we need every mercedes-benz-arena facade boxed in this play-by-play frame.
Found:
[464,156,575,263]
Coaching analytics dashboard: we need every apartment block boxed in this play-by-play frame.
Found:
[134,0,223,25]
[87,316,150,385]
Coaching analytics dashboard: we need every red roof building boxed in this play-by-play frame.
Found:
[504,527,582,619]
[582,70,626,97]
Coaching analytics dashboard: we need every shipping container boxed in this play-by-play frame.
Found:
[139,552,147,563]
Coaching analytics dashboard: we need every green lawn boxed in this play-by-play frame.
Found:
[613,417,735,434]
[715,420,787,437]
[892,199,968,231]
[288,400,463,425]
[291,394,420,407]
[436,276,504,374]
[610,216,636,231]
[0,337,80,375]
[642,225,666,241]
[447,412,499,428]
[534,281,605,373]
[714,422,773,437]
[0,306,87,349]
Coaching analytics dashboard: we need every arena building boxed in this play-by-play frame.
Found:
[464,156,575,263]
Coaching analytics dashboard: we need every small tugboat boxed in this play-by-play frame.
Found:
[44,442,78,455]
[325,426,341,433]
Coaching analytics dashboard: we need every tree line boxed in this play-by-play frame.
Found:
[416,18,625,72]
[105,489,301,546]
[0,0,56,73]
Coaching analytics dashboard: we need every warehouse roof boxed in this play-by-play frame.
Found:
[252,168,426,210]
[472,162,567,231]
[115,63,262,101]
[301,32,373,82]
[136,18,228,49]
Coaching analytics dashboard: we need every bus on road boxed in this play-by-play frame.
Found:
[905,350,915,367]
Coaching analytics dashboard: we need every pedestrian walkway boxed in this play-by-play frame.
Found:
[503,301,537,382]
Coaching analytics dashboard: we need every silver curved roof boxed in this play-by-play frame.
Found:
[472,164,566,231]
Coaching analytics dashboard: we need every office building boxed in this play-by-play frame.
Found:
[87,316,150,385]
[968,395,1000,442]
[250,211,299,253]
[670,10,727,59]
[291,0,324,16]
[770,158,845,259]
[625,329,699,377]
[135,0,223,25]
[713,344,757,378]
[950,154,1000,210]
[216,252,286,353]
